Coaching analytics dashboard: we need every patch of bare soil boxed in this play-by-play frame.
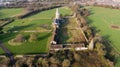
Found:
[110,25,120,30]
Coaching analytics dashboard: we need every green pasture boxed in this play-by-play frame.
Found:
[0,8,23,19]
[29,7,72,19]
[0,48,5,55]
[0,7,72,55]
[86,6,120,67]
[0,32,51,55]
[3,7,72,31]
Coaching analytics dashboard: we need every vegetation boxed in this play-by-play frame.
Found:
[0,7,72,55]
[8,34,26,46]
[0,48,5,55]
[0,8,23,19]
[29,33,38,42]
[86,6,120,67]
[0,32,51,55]
[0,3,116,67]
[0,57,10,67]
[10,50,111,67]
[3,7,72,31]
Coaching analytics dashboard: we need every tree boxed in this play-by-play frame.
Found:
[41,58,49,67]
[26,57,34,67]
[72,62,81,67]
[73,52,81,62]
[49,57,60,64]
[95,42,106,56]
[15,59,28,67]
[62,59,70,67]
[29,33,37,42]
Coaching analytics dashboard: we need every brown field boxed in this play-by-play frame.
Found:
[60,17,85,43]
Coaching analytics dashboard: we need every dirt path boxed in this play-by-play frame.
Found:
[0,41,15,67]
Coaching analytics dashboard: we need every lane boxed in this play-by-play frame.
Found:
[0,41,15,67]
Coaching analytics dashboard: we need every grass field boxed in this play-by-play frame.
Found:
[3,7,72,31]
[0,32,51,55]
[0,8,24,19]
[0,7,72,55]
[86,6,120,67]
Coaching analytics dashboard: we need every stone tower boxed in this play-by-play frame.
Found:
[88,39,94,50]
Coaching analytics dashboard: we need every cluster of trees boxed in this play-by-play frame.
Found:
[94,4,120,9]
[0,57,10,67]
[0,50,112,67]
[8,33,38,45]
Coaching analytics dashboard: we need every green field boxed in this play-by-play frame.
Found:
[0,32,51,55]
[86,6,120,67]
[3,7,72,31]
[0,8,24,19]
[0,7,72,55]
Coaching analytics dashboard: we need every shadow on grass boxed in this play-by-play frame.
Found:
[38,32,51,41]
[101,35,115,61]
[0,33,18,43]
[57,18,70,44]
[86,11,115,62]
[88,21,115,62]
[86,18,93,24]
[8,24,34,31]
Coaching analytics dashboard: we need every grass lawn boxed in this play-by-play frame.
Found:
[28,7,72,19]
[0,32,51,55]
[0,7,72,55]
[0,48,5,55]
[0,8,24,19]
[3,19,52,31]
[3,7,72,31]
[86,6,120,67]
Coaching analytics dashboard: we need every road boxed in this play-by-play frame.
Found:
[0,41,15,67]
